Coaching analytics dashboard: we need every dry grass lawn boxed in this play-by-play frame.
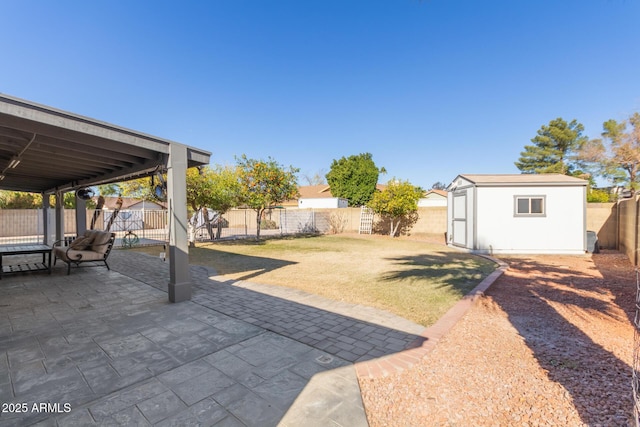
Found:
[134,234,496,326]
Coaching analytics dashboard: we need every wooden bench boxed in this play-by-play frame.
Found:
[53,230,116,275]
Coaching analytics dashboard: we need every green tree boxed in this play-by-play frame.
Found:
[325,153,383,206]
[236,155,299,239]
[431,181,448,190]
[368,179,423,237]
[63,191,78,208]
[586,188,613,203]
[186,167,210,216]
[186,167,212,241]
[578,112,640,192]
[207,165,242,239]
[97,177,160,200]
[515,118,587,174]
[120,178,156,200]
[186,165,241,240]
[52,191,97,209]
[97,183,122,196]
[0,191,99,209]
[0,191,42,209]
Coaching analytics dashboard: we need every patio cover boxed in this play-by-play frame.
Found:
[0,93,211,302]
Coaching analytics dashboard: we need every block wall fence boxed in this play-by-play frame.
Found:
[0,204,624,259]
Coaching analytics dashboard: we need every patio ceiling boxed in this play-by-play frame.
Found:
[0,94,211,194]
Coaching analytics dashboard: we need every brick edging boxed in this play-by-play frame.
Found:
[355,256,508,379]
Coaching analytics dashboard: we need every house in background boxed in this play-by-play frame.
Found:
[285,184,390,209]
[94,196,166,210]
[418,189,447,207]
[294,185,349,209]
[90,196,167,232]
[299,197,349,209]
[446,174,587,254]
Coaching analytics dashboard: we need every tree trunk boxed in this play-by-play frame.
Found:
[216,217,222,240]
[391,217,401,237]
[202,207,214,240]
[256,208,263,239]
[188,208,198,246]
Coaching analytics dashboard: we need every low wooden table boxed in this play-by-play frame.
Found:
[0,244,52,279]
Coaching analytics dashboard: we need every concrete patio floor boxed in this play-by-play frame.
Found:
[0,249,426,426]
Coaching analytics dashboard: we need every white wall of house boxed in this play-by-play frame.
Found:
[474,186,585,254]
[128,200,166,210]
[418,194,447,207]
[298,198,348,209]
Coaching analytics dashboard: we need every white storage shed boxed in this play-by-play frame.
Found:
[446,174,587,254]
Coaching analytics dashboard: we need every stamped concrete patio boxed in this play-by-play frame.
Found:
[0,249,427,426]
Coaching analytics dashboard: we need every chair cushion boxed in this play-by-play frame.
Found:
[53,246,68,260]
[56,248,105,262]
[89,231,113,254]
[69,235,93,250]
[84,230,100,240]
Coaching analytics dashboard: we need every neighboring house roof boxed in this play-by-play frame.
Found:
[419,189,448,207]
[284,184,387,207]
[281,185,339,207]
[454,174,587,187]
[93,196,167,209]
[424,189,447,198]
[296,184,387,199]
[297,185,334,199]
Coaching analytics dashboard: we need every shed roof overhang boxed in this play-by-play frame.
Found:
[458,173,587,187]
[0,94,211,194]
[447,174,588,192]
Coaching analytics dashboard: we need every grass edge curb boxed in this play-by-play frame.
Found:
[355,255,508,379]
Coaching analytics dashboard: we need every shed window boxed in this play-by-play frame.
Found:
[515,196,545,216]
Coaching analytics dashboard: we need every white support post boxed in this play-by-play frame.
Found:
[42,193,50,245]
[55,191,65,243]
[76,194,87,237]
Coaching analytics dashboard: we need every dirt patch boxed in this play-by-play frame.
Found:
[359,251,635,426]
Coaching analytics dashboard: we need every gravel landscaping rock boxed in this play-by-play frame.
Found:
[359,251,635,426]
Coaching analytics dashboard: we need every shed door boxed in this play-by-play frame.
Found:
[451,192,467,247]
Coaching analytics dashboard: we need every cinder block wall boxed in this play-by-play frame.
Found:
[0,209,77,237]
[0,209,35,237]
[299,207,447,234]
[412,207,447,234]
[0,203,623,255]
[586,203,617,249]
[618,197,637,264]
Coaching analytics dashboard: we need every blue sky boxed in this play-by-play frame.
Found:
[1,0,639,190]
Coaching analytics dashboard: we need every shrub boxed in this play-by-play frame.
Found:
[328,212,347,234]
[587,189,613,203]
[260,219,278,229]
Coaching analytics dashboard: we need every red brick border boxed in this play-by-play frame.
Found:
[355,256,508,379]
